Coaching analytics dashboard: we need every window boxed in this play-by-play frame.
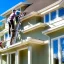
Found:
[52,39,59,64]
[53,39,58,55]
[51,36,64,64]
[60,37,64,62]
[45,14,49,23]
[58,8,64,17]
[5,33,8,39]
[51,11,56,20]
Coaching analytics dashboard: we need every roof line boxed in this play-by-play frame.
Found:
[0,2,30,16]
[38,0,62,14]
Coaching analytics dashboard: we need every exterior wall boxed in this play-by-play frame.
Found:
[20,17,42,30]
[2,55,7,64]
[18,17,48,41]
[32,44,49,64]
[19,49,28,64]
[21,28,49,40]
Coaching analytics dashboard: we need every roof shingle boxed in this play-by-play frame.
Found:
[24,0,59,14]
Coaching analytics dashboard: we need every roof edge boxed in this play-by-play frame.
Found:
[38,0,63,14]
[0,2,30,17]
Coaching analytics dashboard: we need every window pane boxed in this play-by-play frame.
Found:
[60,37,64,62]
[51,11,56,20]
[53,39,58,58]
[45,14,49,23]
[5,33,8,39]
[58,8,64,17]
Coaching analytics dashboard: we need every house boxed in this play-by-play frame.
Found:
[0,0,64,64]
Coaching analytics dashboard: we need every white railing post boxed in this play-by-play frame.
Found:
[7,53,9,64]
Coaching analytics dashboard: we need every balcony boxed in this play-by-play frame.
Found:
[21,23,48,33]
[0,37,49,52]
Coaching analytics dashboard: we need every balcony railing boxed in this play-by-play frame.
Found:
[21,22,48,33]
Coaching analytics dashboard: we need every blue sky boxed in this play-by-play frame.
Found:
[0,0,26,26]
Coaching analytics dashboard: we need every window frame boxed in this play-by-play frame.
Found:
[44,7,64,24]
[51,35,64,64]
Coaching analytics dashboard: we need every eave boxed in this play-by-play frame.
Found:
[42,24,64,35]
[0,37,49,53]
[0,2,30,17]
[38,0,63,14]
[20,11,41,22]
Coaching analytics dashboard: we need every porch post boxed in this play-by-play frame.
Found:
[51,40,53,64]
[15,51,19,64]
[7,53,9,64]
[28,46,32,64]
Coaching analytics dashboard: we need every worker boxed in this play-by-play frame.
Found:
[7,9,16,36]
[10,10,21,45]
[15,10,21,23]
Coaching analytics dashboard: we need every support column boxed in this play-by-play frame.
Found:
[7,53,9,64]
[15,51,19,64]
[51,41,53,64]
[28,46,32,64]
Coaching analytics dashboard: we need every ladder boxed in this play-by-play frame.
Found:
[11,17,22,44]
